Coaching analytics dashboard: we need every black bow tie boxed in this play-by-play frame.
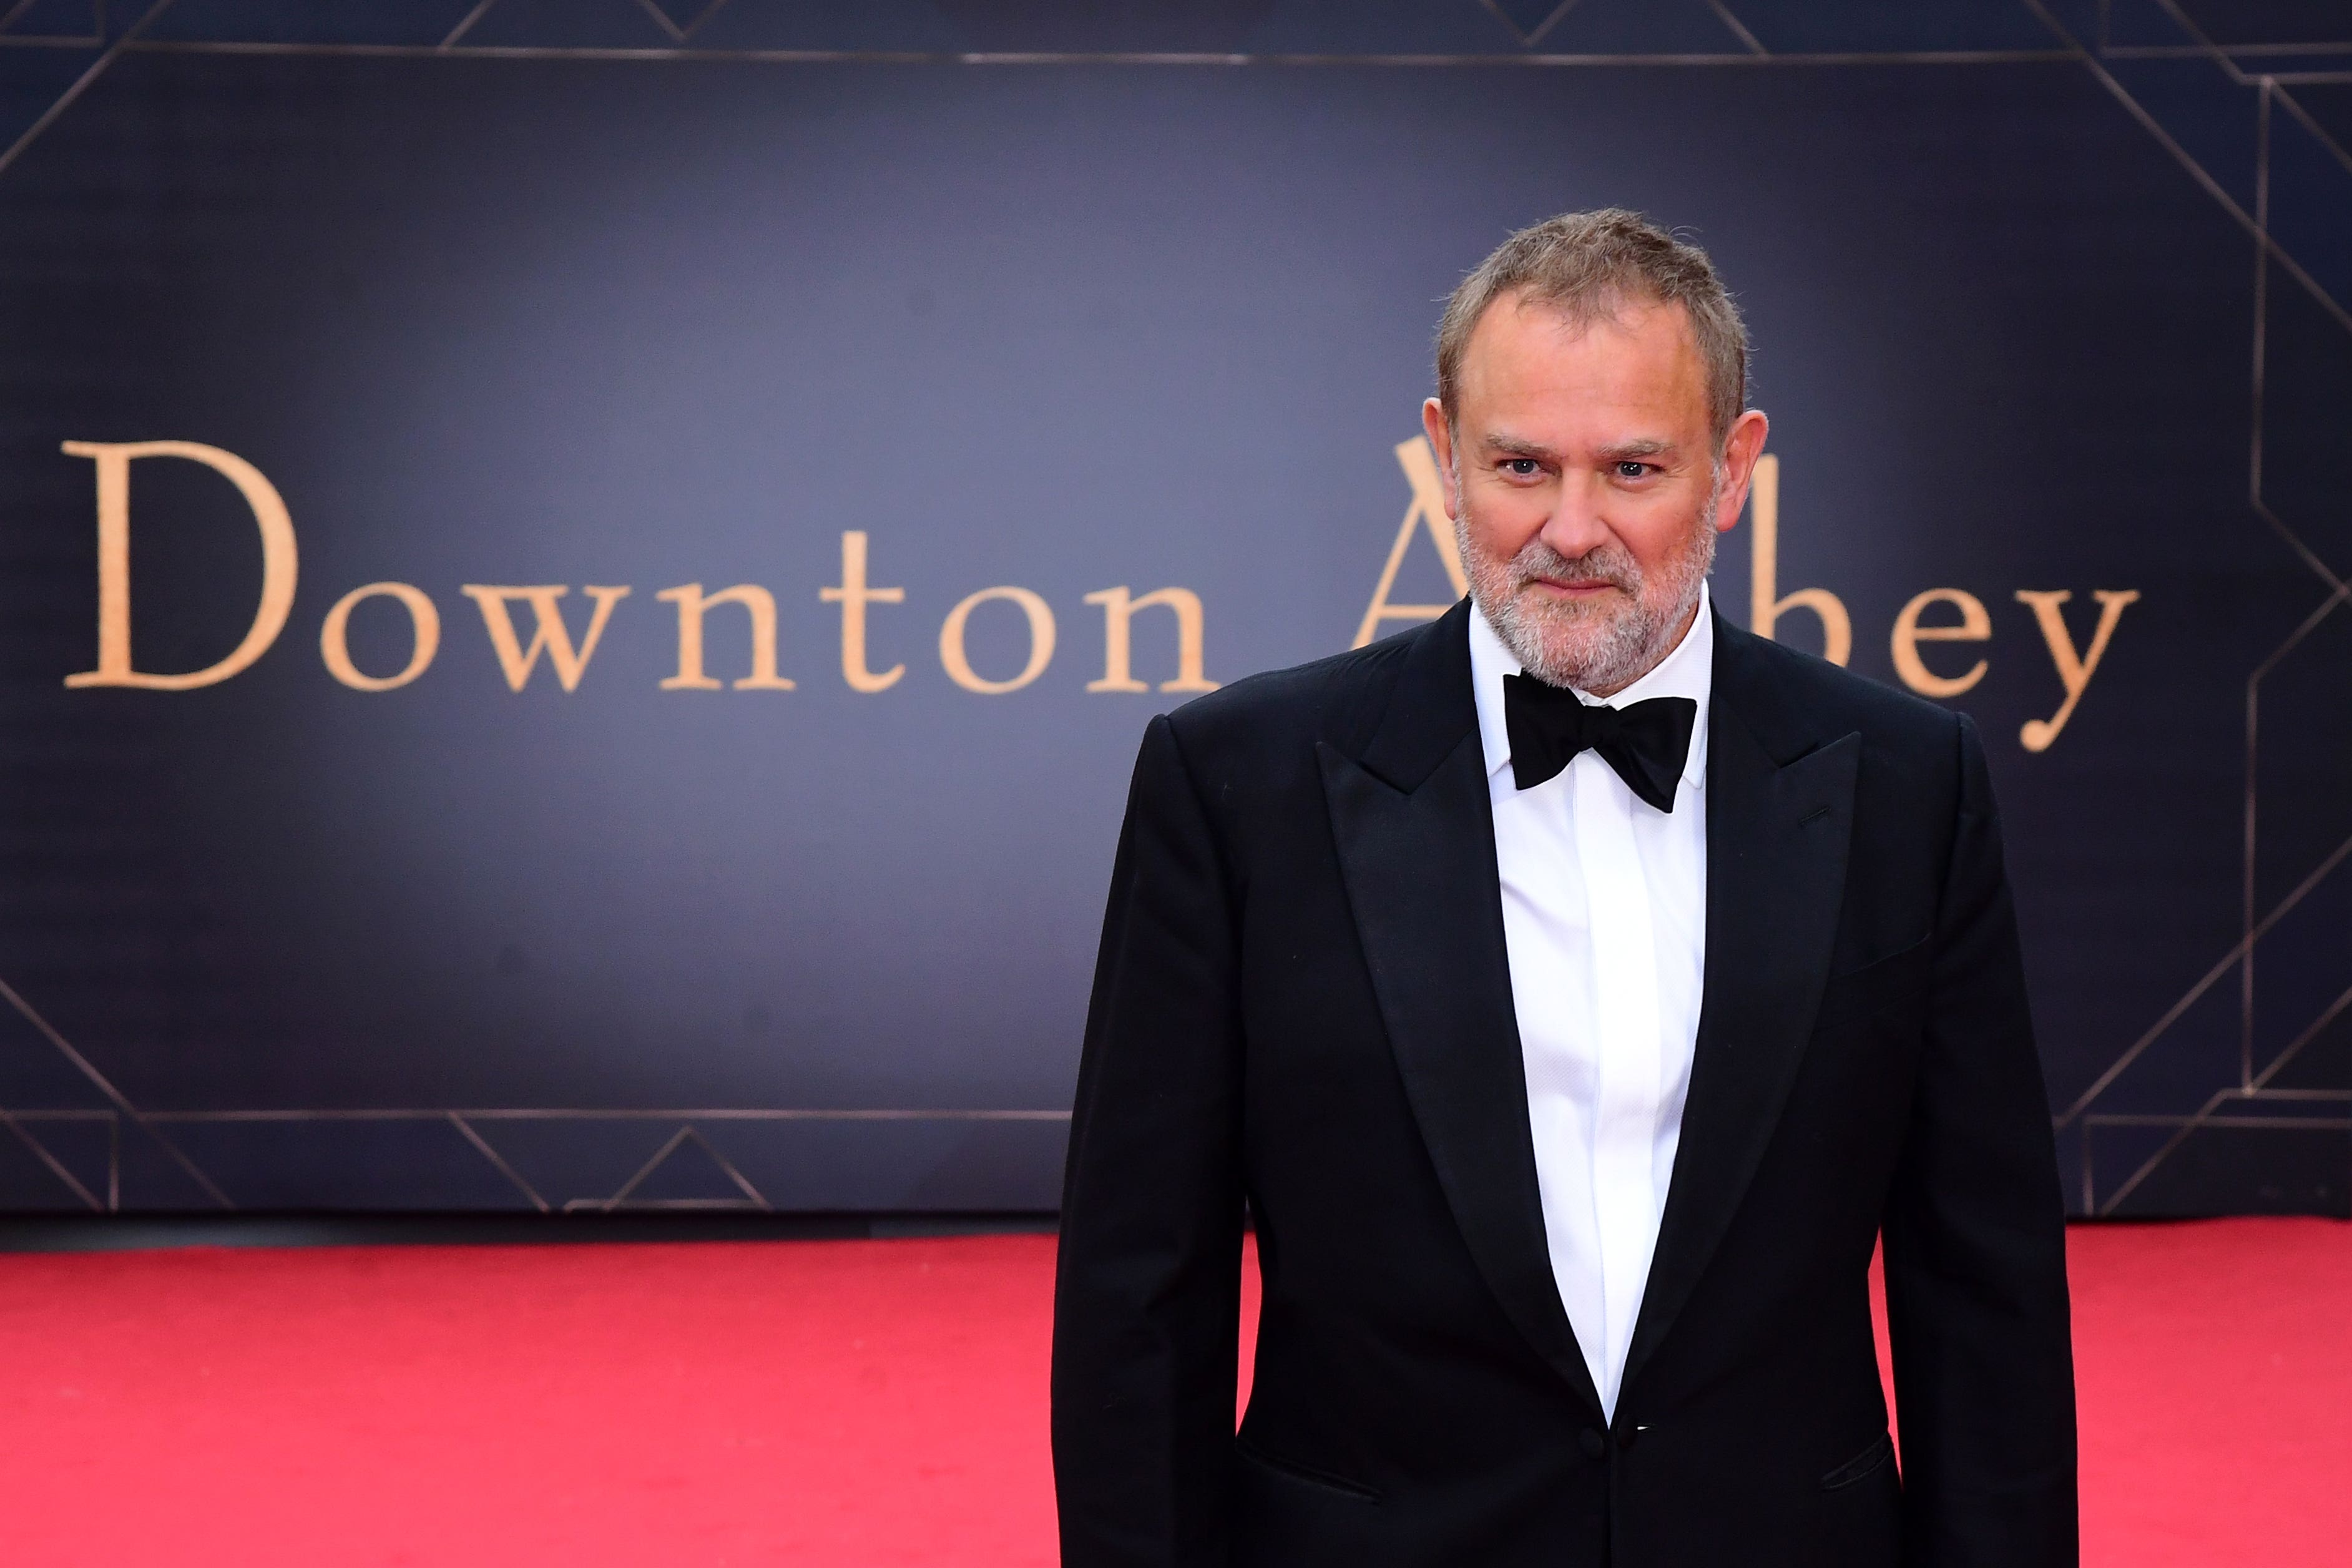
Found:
[1502,674,1697,813]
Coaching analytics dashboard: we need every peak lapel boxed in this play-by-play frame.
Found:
[1620,620,1859,1401]
[1319,605,1604,1416]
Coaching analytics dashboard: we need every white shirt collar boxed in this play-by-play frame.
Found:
[1469,579,1715,791]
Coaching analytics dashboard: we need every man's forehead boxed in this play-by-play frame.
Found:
[1457,292,1707,424]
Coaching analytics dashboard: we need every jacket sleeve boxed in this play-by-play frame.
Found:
[1881,712,2080,1566]
[1052,713,1247,1567]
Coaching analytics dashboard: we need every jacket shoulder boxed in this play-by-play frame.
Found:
[1719,617,1962,759]
[1158,620,1424,767]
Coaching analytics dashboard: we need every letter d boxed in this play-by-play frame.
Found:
[61,441,299,690]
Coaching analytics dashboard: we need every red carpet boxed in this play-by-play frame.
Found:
[0,1219,2340,1565]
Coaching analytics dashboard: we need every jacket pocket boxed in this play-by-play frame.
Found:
[1234,1436,1381,1503]
[1820,1431,1896,1491]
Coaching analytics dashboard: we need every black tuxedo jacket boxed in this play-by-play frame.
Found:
[1052,602,2077,1567]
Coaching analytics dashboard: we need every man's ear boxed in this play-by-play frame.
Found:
[1420,397,1461,519]
[1713,409,1770,534]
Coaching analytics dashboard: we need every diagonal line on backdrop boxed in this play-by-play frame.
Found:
[2017,0,2352,340]
[439,0,499,52]
[447,1113,550,1212]
[0,974,232,1206]
[1704,0,1766,57]
[632,0,683,44]
[2083,567,2349,1137]
[586,1124,773,1211]
[2099,976,2352,1212]
[2134,0,2352,94]
[686,1126,771,1208]
[2270,84,2352,179]
[2244,589,2350,722]
[2056,827,2352,1126]
[2150,0,2352,180]
[603,1124,693,1210]
[0,1104,102,1210]
[2252,501,2348,614]
[2144,0,2252,86]
[2249,983,2352,1097]
[2238,574,2352,1092]
[0,0,174,178]
[634,0,730,45]
[1479,0,1584,51]
[675,0,730,42]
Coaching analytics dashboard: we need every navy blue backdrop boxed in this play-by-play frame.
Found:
[0,0,2346,1217]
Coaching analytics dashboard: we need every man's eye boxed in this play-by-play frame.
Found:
[1615,461,1654,480]
[1501,459,1541,477]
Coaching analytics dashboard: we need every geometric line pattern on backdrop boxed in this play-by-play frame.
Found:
[2029,0,2352,1212]
[0,0,175,181]
[1477,0,1585,52]
[0,0,2345,1213]
[0,1105,1073,1215]
[0,977,230,1209]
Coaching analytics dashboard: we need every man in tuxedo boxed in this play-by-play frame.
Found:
[1052,210,2076,1566]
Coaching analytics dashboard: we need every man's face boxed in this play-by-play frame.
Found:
[1423,290,1765,695]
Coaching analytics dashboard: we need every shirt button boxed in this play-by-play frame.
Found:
[1579,1428,1607,1460]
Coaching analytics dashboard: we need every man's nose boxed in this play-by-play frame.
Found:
[1536,478,1618,562]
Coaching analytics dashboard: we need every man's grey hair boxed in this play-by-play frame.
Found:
[1434,208,1749,452]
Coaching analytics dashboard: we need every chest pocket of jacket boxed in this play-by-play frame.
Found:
[1811,934,1932,1036]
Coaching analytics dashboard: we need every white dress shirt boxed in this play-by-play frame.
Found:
[1468,584,1713,1418]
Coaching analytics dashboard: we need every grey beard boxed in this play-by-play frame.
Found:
[1457,473,1720,694]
